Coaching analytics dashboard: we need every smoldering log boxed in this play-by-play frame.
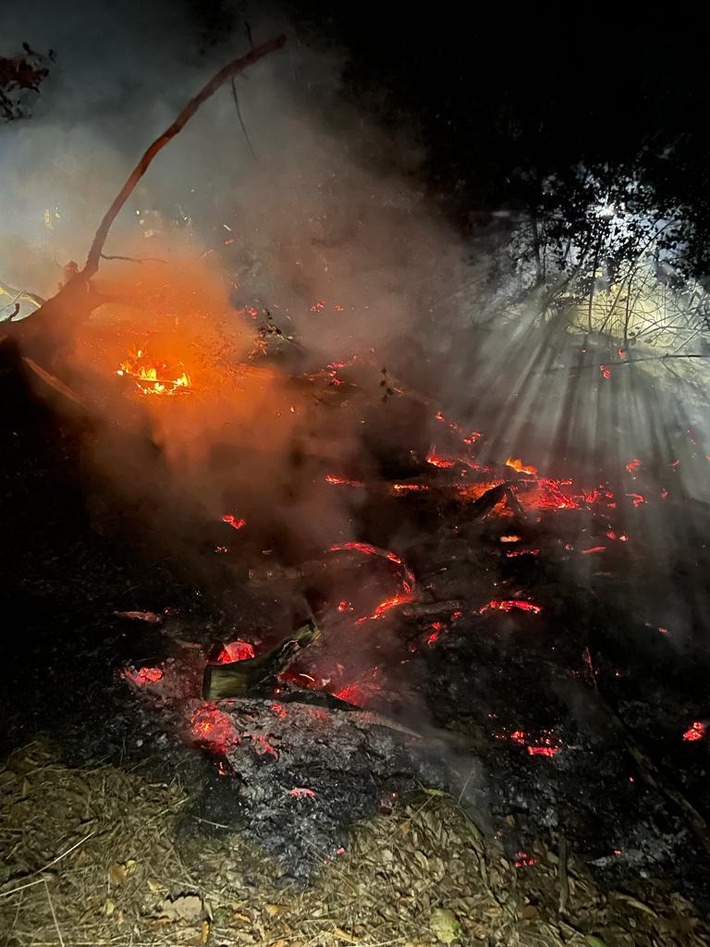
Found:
[202,620,319,699]
[189,695,490,881]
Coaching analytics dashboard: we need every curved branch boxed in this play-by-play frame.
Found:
[84,34,286,277]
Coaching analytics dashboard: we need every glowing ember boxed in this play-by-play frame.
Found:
[392,482,430,493]
[245,733,279,758]
[606,531,629,542]
[505,457,538,476]
[333,682,372,706]
[479,599,542,615]
[626,492,646,506]
[426,448,456,468]
[500,535,522,543]
[222,514,246,530]
[116,348,192,396]
[600,364,612,379]
[288,786,316,799]
[514,851,537,867]
[683,721,706,742]
[625,458,642,473]
[527,745,559,757]
[581,546,606,555]
[505,728,561,756]
[113,610,163,623]
[535,478,581,511]
[329,541,416,592]
[190,703,238,753]
[214,640,256,664]
[356,592,414,623]
[325,474,365,487]
[122,665,164,686]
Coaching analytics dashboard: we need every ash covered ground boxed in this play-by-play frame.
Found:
[1,333,709,915]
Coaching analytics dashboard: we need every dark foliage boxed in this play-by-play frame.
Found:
[0,43,54,122]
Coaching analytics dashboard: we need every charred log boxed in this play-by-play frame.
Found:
[202,619,320,699]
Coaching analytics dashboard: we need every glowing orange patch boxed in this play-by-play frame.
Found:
[505,457,538,476]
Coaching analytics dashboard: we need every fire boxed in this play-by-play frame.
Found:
[426,447,456,468]
[505,457,538,476]
[222,514,246,530]
[116,347,192,396]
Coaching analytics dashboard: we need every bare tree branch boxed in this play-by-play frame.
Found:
[84,34,285,276]
[0,279,45,309]
[2,35,286,368]
[100,252,168,265]
[230,76,258,161]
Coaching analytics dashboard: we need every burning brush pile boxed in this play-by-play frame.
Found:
[22,258,697,902]
[2,38,710,918]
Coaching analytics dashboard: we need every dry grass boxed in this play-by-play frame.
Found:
[1,743,707,947]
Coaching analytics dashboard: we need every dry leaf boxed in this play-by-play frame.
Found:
[430,907,462,944]
[264,903,287,916]
[108,862,127,885]
[333,928,358,943]
[103,897,116,916]
[414,850,429,871]
[109,859,137,885]
[72,847,90,867]
[147,876,163,893]
[158,892,203,922]
[201,918,210,943]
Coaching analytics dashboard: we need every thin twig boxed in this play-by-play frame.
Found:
[2,886,23,947]
[231,77,258,161]
[44,877,65,947]
[0,279,44,308]
[558,833,569,914]
[0,829,96,899]
[100,252,168,265]
[0,876,46,899]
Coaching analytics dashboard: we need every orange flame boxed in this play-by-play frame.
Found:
[505,457,538,476]
[116,347,192,395]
